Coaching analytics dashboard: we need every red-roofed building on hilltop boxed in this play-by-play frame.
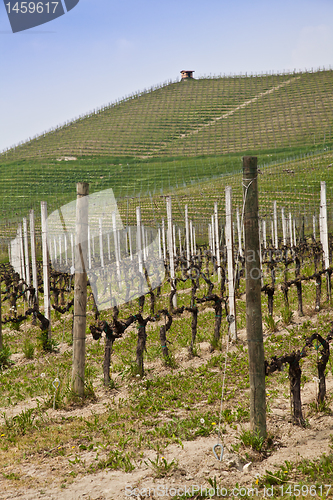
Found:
[180,70,195,80]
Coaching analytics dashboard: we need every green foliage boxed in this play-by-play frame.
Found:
[264,315,279,332]
[281,307,293,326]
[97,449,135,472]
[145,454,178,478]
[239,429,265,452]
[37,330,58,352]
[2,408,38,436]
[22,337,34,359]
[0,344,11,370]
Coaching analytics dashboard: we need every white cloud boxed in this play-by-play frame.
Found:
[291,24,333,69]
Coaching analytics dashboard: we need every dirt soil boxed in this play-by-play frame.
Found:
[1,313,333,500]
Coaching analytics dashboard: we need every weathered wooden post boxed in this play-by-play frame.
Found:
[29,210,38,308]
[281,208,286,246]
[185,206,190,263]
[313,215,316,241]
[289,213,293,247]
[211,214,215,257]
[162,218,166,261]
[72,182,89,397]
[273,201,278,249]
[190,220,194,257]
[236,207,243,256]
[113,211,121,279]
[243,156,266,439]
[262,219,267,249]
[128,226,133,261]
[166,196,177,308]
[23,218,30,298]
[41,202,51,339]
[64,234,68,266]
[136,207,143,274]
[87,226,92,269]
[214,202,221,282]
[320,181,330,300]
[178,228,182,255]
[19,224,26,282]
[225,187,237,340]
[99,218,104,268]
[173,225,177,257]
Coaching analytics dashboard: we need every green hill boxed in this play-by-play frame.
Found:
[2,69,333,160]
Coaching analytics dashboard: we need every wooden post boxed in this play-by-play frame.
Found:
[273,201,278,249]
[92,232,95,259]
[166,196,177,308]
[190,220,194,257]
[236,207,243,257]
[158,227,162,259]
[178,228,182,255]
[142,225,147,262]
[41,202,51,339]
[313,215,316,241]
[293,219,297,247]
[23,218,31,300]
[262,219,267,249]
[128,226,133,261]
[99,218,104,268]
[87,226,92,270]
[162,219,166,261]
[71,233,74,268]
[211,215,215,256]
[225,186,237,340]
[281,208,286,246]
[173,225,177,257]
[29,210,38,308]
[58,235,62,266]
[193,226,196,255]
[113,211,121,279]
[72,182,89,397]
[107,233,111,261]
[243,156,266,439]
[64,234,68,266]
[19,224,26,282]
[53,237,57,265]
[289,213,293,247]
[136,207,143,274]
[185,206,190,263]
[320,181,331,300]
[214,202,221,282]
[320,182,330,270]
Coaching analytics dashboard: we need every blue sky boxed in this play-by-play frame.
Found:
[1,0,333,152]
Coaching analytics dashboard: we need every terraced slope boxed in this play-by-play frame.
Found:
[2,69,333,160]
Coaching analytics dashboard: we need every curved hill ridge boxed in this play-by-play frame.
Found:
[2,69,333,160]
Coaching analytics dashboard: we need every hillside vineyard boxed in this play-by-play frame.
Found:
[2,69,333,160]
